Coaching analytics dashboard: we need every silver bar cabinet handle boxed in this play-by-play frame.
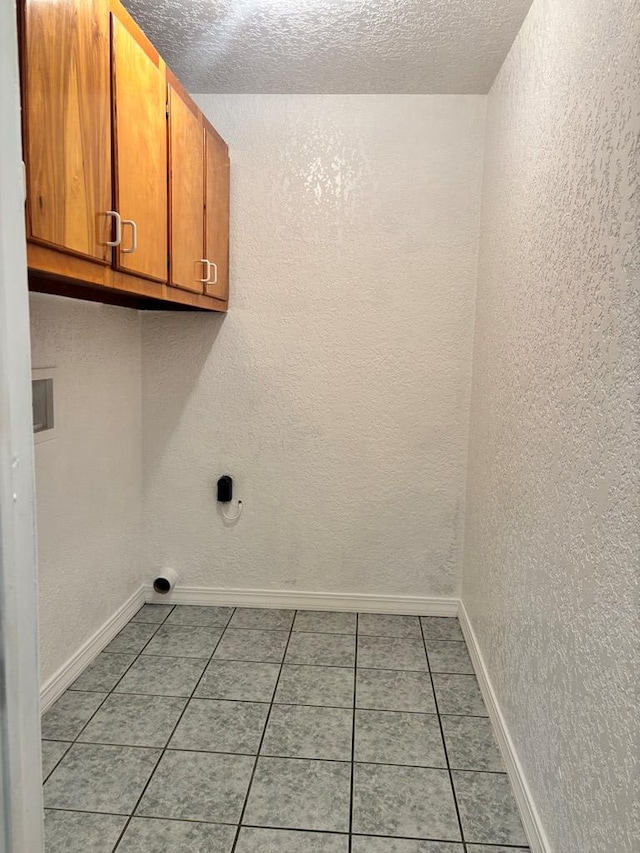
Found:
[206,261,218,286]
[121,219,138,254]
[105,210,122,247]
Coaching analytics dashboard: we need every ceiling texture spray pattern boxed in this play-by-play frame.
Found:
[124,0,533,93]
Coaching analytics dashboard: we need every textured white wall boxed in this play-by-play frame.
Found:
[142,95,485,598]
[30,294,143,684]
[463,1,640,850]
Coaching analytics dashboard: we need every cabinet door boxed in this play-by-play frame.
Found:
[23,0,112,261]
[111,12,167,281]
[203,123,230,302]
[168,83,205,294]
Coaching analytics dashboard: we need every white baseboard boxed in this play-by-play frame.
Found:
[40,585,146,713]
[458,601,551,853]
[146,584,460,617]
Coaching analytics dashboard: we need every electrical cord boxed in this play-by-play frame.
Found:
[222,499,243,522]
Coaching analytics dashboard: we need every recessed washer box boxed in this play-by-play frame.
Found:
[32,367,57,444]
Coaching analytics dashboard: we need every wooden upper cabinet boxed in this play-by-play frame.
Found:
[21,0,230,310]
[168,80,205,294]
[23,0,112,261]
[111,7,167,282]
[204,123,230,302]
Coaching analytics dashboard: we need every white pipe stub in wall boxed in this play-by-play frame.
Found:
[153,567,179,594]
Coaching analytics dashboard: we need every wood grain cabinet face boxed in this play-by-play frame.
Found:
[21,0,230,311]
[168,84,205,294]
[204,124,230,302]
[111,13,167,282]
[23,0,112,262]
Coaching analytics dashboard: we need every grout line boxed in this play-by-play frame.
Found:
[353,831,527,849]
[56,688,489,716]
[41,741,73,786]
[137,622,234,630]
[47,736,510,774]
[128,601,176,626]
[45,808,528,848]
[208,626,294,634]
[348,613,359,852]
[419,618,468,853]
[44,699,489,718]
[289,629,358,636]
[109,607,236,852]
[228,612,297,853]
[129,622,232,631]
[141,625,436,643]
[126,627,466,641]
[71,662,479,680]
[122,654,474,676]
[172,657,355,668]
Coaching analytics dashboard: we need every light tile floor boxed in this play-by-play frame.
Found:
[42,605,530,852]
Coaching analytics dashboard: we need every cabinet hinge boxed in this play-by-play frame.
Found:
[166,103,169,118]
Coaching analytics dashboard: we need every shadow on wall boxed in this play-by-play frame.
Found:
[141,311,226,473]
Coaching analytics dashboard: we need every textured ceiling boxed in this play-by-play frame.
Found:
[123,0,533,94]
